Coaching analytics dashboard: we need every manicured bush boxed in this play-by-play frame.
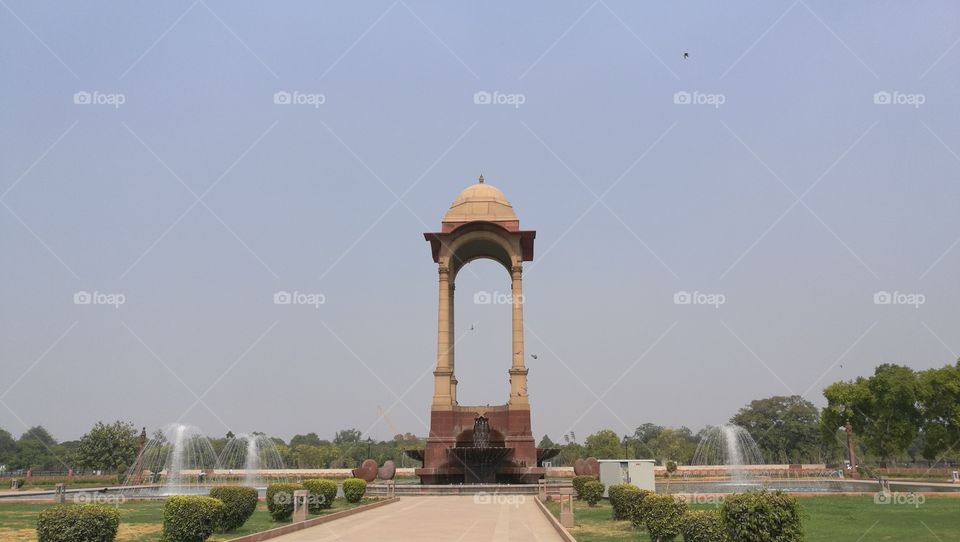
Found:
[680,509,724,542]
[640,493,687,542]
[666,461,678,476]
[161,496,223,542]
[626,488,654,528]
[571,475,595,499]
[608,483,637,520]
[720,490,803,542]
[581,480,604,506]
[342,477,367,503]
[208,486,257,532]
[302,479,338,512]
[37,504,120,542]
[266,483,304,521]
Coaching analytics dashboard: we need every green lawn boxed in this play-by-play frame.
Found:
[0,498,369,542]
[546,496,960,541]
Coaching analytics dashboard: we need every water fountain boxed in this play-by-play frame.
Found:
[122,423,219,497]
[217,433,287,487]
[692,424,765,483]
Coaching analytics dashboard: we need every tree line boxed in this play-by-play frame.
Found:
[2,360,956,474]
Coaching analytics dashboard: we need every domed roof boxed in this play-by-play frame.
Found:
[442,175,518,225]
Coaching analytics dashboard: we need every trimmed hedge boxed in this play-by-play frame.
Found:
[626,488,654,529]
[680,509,725,542]
[608,483,637,520]
[37,504,120,542]
[571,475,595,499]
[208,486,257,532]
[640,493,686,542]
[161,496,223,542]
[582,480,604,506]
[302,479,338,512]
[720,490,803,542]
[266,483,304,522]
[342,477,367,503]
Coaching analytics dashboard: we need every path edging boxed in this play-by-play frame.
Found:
[534,496,577,542]
[225,497,400,542]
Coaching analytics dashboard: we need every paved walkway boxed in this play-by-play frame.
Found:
[269,496,565,541]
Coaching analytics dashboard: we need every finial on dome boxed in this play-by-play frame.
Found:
[478,174,484,184]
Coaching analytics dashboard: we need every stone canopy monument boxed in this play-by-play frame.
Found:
[408,176,558,484]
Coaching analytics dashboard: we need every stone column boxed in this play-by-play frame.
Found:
[449,281,457,404]
[432,265,453,407]
[509,264,529,406]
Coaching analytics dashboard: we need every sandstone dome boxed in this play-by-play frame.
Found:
[442,176,518,227]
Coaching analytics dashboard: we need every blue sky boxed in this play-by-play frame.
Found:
[1,1,959,443]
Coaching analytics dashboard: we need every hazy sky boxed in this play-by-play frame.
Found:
[1,1,958,445]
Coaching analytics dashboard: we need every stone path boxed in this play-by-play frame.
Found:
[269,495,565,541]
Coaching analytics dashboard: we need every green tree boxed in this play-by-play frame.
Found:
[585,429,624,459]
[918,361,960,460]
[290,432,324,448]
[538,435,557,448]
[821,378,871,463]
[334,428,362,445]
[731,395,821,463]
[861,364,922,464]
[0,428,16,467]
[76,420,140,473]
[648,428,698,465]
[15,426,63,470]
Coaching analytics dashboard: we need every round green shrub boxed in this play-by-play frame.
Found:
[607,483,637,520]
[37,504,120,542]
[571,475,595,499]
[342,477,367,503]
[208,486,257,532]
[666,461,678,475]
[302,479,338,512]
[266,483,304,521]
[720,490,803,542]
[640,493,687,542]
[581,480,604,506]
[680,509,724,542]
[161,496,223,542]
[626,488,654,528]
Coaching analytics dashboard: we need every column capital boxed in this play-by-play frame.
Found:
[511,264,523,275]
[438,264,450,276]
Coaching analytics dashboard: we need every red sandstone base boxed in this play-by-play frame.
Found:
[411,404,550,484]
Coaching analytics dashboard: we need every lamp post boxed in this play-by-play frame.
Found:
[622,435,629,459]
[367,437,373,459]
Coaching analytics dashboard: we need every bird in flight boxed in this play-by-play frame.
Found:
[683,52,689,60]
[530,354,539,360]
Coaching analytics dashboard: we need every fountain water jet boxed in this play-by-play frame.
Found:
[217,433,287,488]
[692,424,764,482]
[122,423,218,497]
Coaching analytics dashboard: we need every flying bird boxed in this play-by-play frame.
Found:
[683,52,689,60]
[530,354,539,360]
